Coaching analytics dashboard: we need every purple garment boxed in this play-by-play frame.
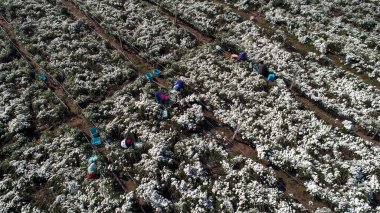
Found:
[173,80,185,91]
[238,51,247,61]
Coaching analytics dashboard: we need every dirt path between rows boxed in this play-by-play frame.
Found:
[147,0,380,145]
[0,14,133,197]
[56,0,380,209]
[212,0,380,90]
[228,142,326,211]
[137,0,380,210]
[0,16,88,133]
[141,0,213,45]
[63,1,333,210]
[61,0,152,75]
[204,112,328,211]
[286,80,380,146]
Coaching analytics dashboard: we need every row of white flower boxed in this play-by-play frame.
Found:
[167,45,380,211]
[150,0,380,134]
[73,0,380,210]
[2,0,136,107]
[83,77,307,212]
[0,124,141,212]
[224,20,380,134]
[76,0,197,64]
[1,1,306,209]
[0,30,67,144]
[153,0,241,36]
[2,0,379,211]
[235,0,380,81]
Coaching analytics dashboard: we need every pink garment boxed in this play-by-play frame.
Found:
[160,93,170,101]
[231,54,239,60]
[86,172,98,179]
[126,138,132,146]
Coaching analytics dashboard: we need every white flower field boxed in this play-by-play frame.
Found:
[0,0,379,212]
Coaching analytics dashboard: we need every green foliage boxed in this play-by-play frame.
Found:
[272,0,289,9]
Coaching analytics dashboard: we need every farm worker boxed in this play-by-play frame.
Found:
[121,138,133,149]
[155,90,169,104]
[215,45,222,54]
[267,68,280,81]
[267,73,276,81]
[238,51,248,61]
[160,92,170,102]
[251,62,260,72]
[257,61,270,78]
[173,80,185,91]
[86,157,98,179]
[249,61,258,71]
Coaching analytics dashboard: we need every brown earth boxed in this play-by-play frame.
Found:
[3,0,377,211]
[0,15,133,197]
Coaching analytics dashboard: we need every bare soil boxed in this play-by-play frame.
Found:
[228,142,327,212]
[60,0,153,75]
[143,1,380,146]
[0,14,131,197]
[203,113,329,211]
[212,0,380,90]
[31,187,55,210]
[142,0,214,44]
[3,0,377,211]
